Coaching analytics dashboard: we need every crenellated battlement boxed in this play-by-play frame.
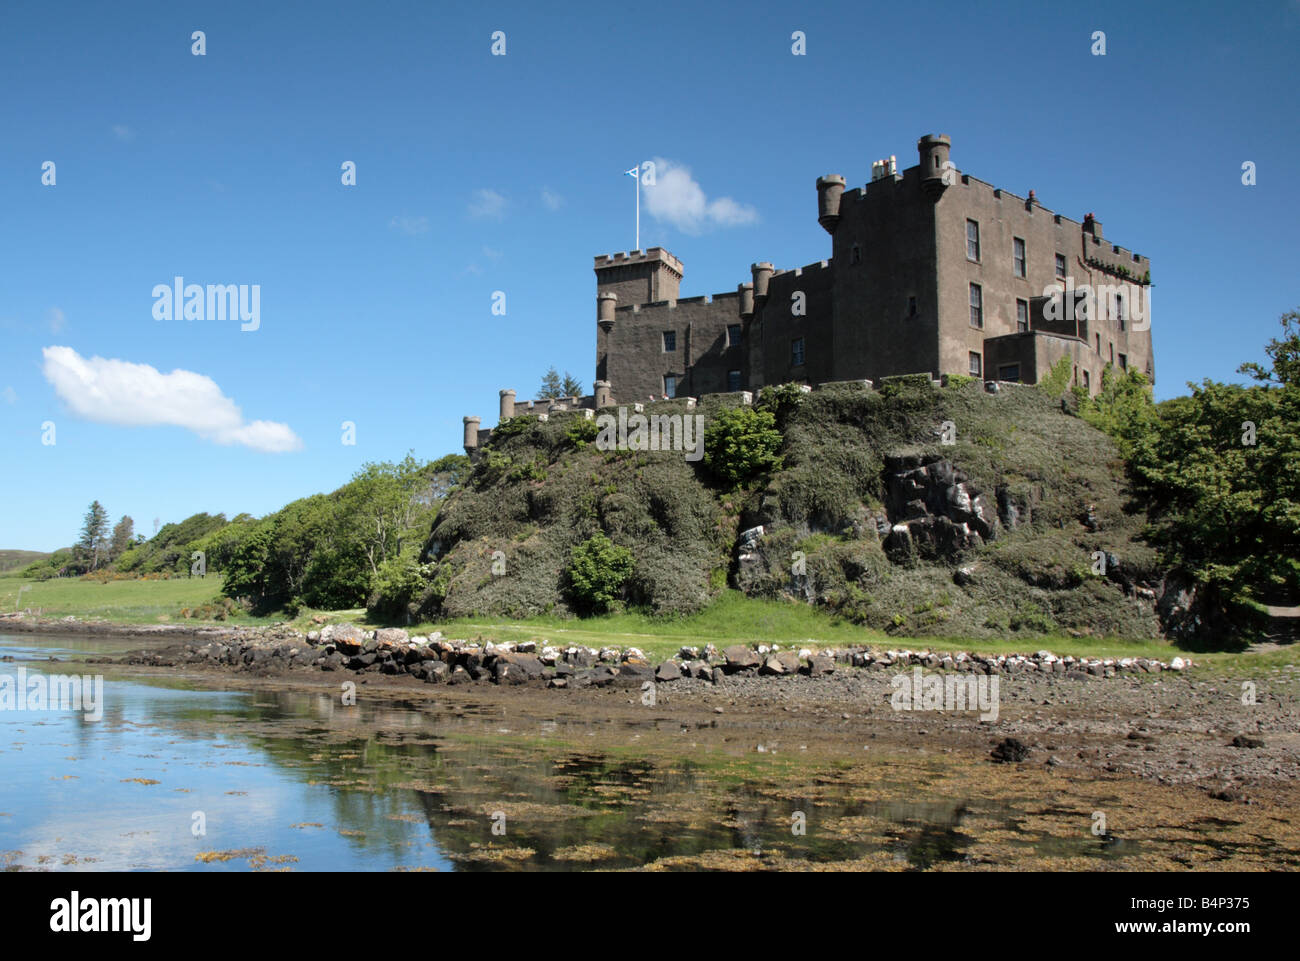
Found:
[593,247,684,276]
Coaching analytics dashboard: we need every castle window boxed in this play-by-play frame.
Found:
[727,323,742,347]
[1013,237,1026,277]
[851,244,861,265]
[968,352,982,377]
[727,369,742,392]
[663,374,676,398]
[1096,333,1101,353]
[1115,293,1126,329]
[1083,369,1091,391]
[908,296,917,317]
[791,337,805,366]
[1055,253,1067,279]
[1016,298,1029,332]
[969,283,983,329]
[998,363,1020,382]
[1118,353,1128,371]
[1109,342,1114,364]
[966,220,981,261]
[662,330,676,352]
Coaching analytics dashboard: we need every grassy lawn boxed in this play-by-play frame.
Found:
[0,575,272,626]
[2,577,1294,673]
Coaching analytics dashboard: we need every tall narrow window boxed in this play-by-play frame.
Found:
[1083,369,1091,391]
[662,331,676,352]
[908,295,917,317]
[1055,253,1067,279]
[727,369,742,391]
[1016,298,1030,332]
[791,337,805,366]
[966,220,981,261]
[727,323,741,347]
[969,283,983,329]
[968,352,982,377]
[663,374,676,398]
[1118,353,1128,371]
[1115,294,1126,330]
[1013,237,1026,277]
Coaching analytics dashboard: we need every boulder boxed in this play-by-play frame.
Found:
[724,645,761,672]
[655,661,682,682]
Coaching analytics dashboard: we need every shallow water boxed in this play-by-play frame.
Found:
[0,632,1283,871]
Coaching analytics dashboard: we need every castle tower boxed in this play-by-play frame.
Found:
[593,247,683,306]
[918,134,952,199]
[816,175,846,234]
[595,291,618,383]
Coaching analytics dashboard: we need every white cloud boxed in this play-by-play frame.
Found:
[111,124,134,142]
[468,188,507,219]
[2,386,16,405]
[642,158,758,234]
[541,188,564,211]
[47,307,65,333]
[390,214,430,235]
[41,346,302,453]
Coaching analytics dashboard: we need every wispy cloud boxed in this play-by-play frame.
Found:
[41,346,302,453]
[46,307,66,334]
[111,124,134,142]
[468,188,507,220]
[390,214,430,235]
[482,246,502,260]
[541,188,564,211]
[643,158,758,234]
[2,386,16,405]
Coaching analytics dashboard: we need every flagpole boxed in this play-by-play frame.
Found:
[634,167,640,252]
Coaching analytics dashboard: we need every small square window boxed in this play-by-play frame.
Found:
[969,283,983,329]
[791,337,805,366]
[663,374,676,398]
[1055,253,1066,279]
[968,352,982,377]
[966,220,981,261]
[727,369,742,392]
[1016,298,1029,332]
[1013,237,1026,278]
[662,331,676,352]
[727,323,742,347]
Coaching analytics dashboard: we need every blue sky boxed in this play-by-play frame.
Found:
[2,0,1297,551]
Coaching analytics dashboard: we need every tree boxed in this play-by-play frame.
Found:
[78,501,110,571]
[109,516,135,561]
[539,367,583,400]
[703,407,785,487]
[565,532,634,613]
[1239,308,1299,388]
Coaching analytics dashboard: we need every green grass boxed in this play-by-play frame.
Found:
[0,576,273,626]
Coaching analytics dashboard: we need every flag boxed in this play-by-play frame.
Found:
[625,166,639,178]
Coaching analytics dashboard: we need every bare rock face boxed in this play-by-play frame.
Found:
[882,455,999,561]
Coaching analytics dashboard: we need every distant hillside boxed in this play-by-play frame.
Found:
[0,550,51,572]
[418,378,1166,640]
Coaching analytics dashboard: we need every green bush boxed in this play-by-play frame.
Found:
[704,406,784,487]
[564,532,634,614]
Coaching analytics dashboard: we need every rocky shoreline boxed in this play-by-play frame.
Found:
[0,613,1193,688]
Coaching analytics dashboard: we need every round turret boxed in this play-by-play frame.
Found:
[738,282,754,318]
[597,291,617,332]
[463,415,481,452]
[594,380,613,407]
[751,263,774,302]
[918,134,952,199]
[499,389,516,421]
[816,175,846,234]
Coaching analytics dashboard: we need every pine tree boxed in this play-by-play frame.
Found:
[539,367,564,399]
[79,501,110,571]
[110,516,135,561]
[561,372,584,397]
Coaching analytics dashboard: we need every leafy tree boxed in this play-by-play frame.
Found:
[78,501,110,571]
[1036,354,1074,398]
[703,407,784,487]
[109,516,135,561]
[565,532,634,614]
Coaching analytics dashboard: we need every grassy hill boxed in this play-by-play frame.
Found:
[418,378,1164,640]
[0,550,51,573]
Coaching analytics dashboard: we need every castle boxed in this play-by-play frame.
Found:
[464,134,1154,453]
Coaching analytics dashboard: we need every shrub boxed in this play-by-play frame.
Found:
[704,406,784,487]
[564,532,634,614]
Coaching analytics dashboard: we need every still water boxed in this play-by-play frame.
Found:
[0,632,1163,871]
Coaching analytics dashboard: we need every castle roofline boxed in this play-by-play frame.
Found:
[593,247,684,276]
